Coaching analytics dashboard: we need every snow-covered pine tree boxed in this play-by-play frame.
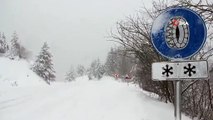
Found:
[9,32,21,59]
[65,66,76,82]
[32,42,55,84]
[105,48,118,76]
[76,65,86,77]
[88,59,105,80]
[96,64,105,79]
[0,32,9,54]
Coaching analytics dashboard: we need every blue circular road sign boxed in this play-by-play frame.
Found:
[151,7,207,59]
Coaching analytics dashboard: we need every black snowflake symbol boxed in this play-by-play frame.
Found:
[162,64,173,77]
[184,63,196,77]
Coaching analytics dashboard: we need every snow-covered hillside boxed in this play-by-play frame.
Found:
[0,58,191,120]
[0,57,45,90]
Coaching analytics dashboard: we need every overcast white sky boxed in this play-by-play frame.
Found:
[0,0,152,80]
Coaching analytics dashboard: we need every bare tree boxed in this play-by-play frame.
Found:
[111,0,213,119]
[105,47,136,78]
[88,59,105,80]
[110,0,174,103]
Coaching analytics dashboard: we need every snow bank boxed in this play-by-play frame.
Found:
[0,57,45,90]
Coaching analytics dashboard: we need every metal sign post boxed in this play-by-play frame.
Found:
[175,81,181,120]
[173,59,182,120]
[151,7,207,120]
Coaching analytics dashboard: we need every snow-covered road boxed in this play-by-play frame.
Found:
[0,76,191,120]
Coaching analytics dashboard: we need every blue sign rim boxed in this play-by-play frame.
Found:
[151,7,207,59]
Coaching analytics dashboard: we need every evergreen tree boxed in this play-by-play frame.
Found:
[105,48,118,76]
[0,32,9,54]
[9,32,21,59]
[32,42,55,84]
[65,66,76,82]
[76,65,86,77]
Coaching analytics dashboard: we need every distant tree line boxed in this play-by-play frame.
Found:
[110,0,213,120]
[65,59,106,81]
[65,65,87,82]
[65,46,136,82]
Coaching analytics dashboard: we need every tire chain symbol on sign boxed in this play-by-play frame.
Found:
[184,63,196,77]
[162,64,173,77]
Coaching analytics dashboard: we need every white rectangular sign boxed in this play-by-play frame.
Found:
[152,61,208,81]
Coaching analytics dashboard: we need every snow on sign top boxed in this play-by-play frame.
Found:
[151,7,207,59]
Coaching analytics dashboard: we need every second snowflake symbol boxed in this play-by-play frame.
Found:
[184,63,196,77]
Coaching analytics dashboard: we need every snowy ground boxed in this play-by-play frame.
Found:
[0,58,191,120]
[0,77,191,120]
